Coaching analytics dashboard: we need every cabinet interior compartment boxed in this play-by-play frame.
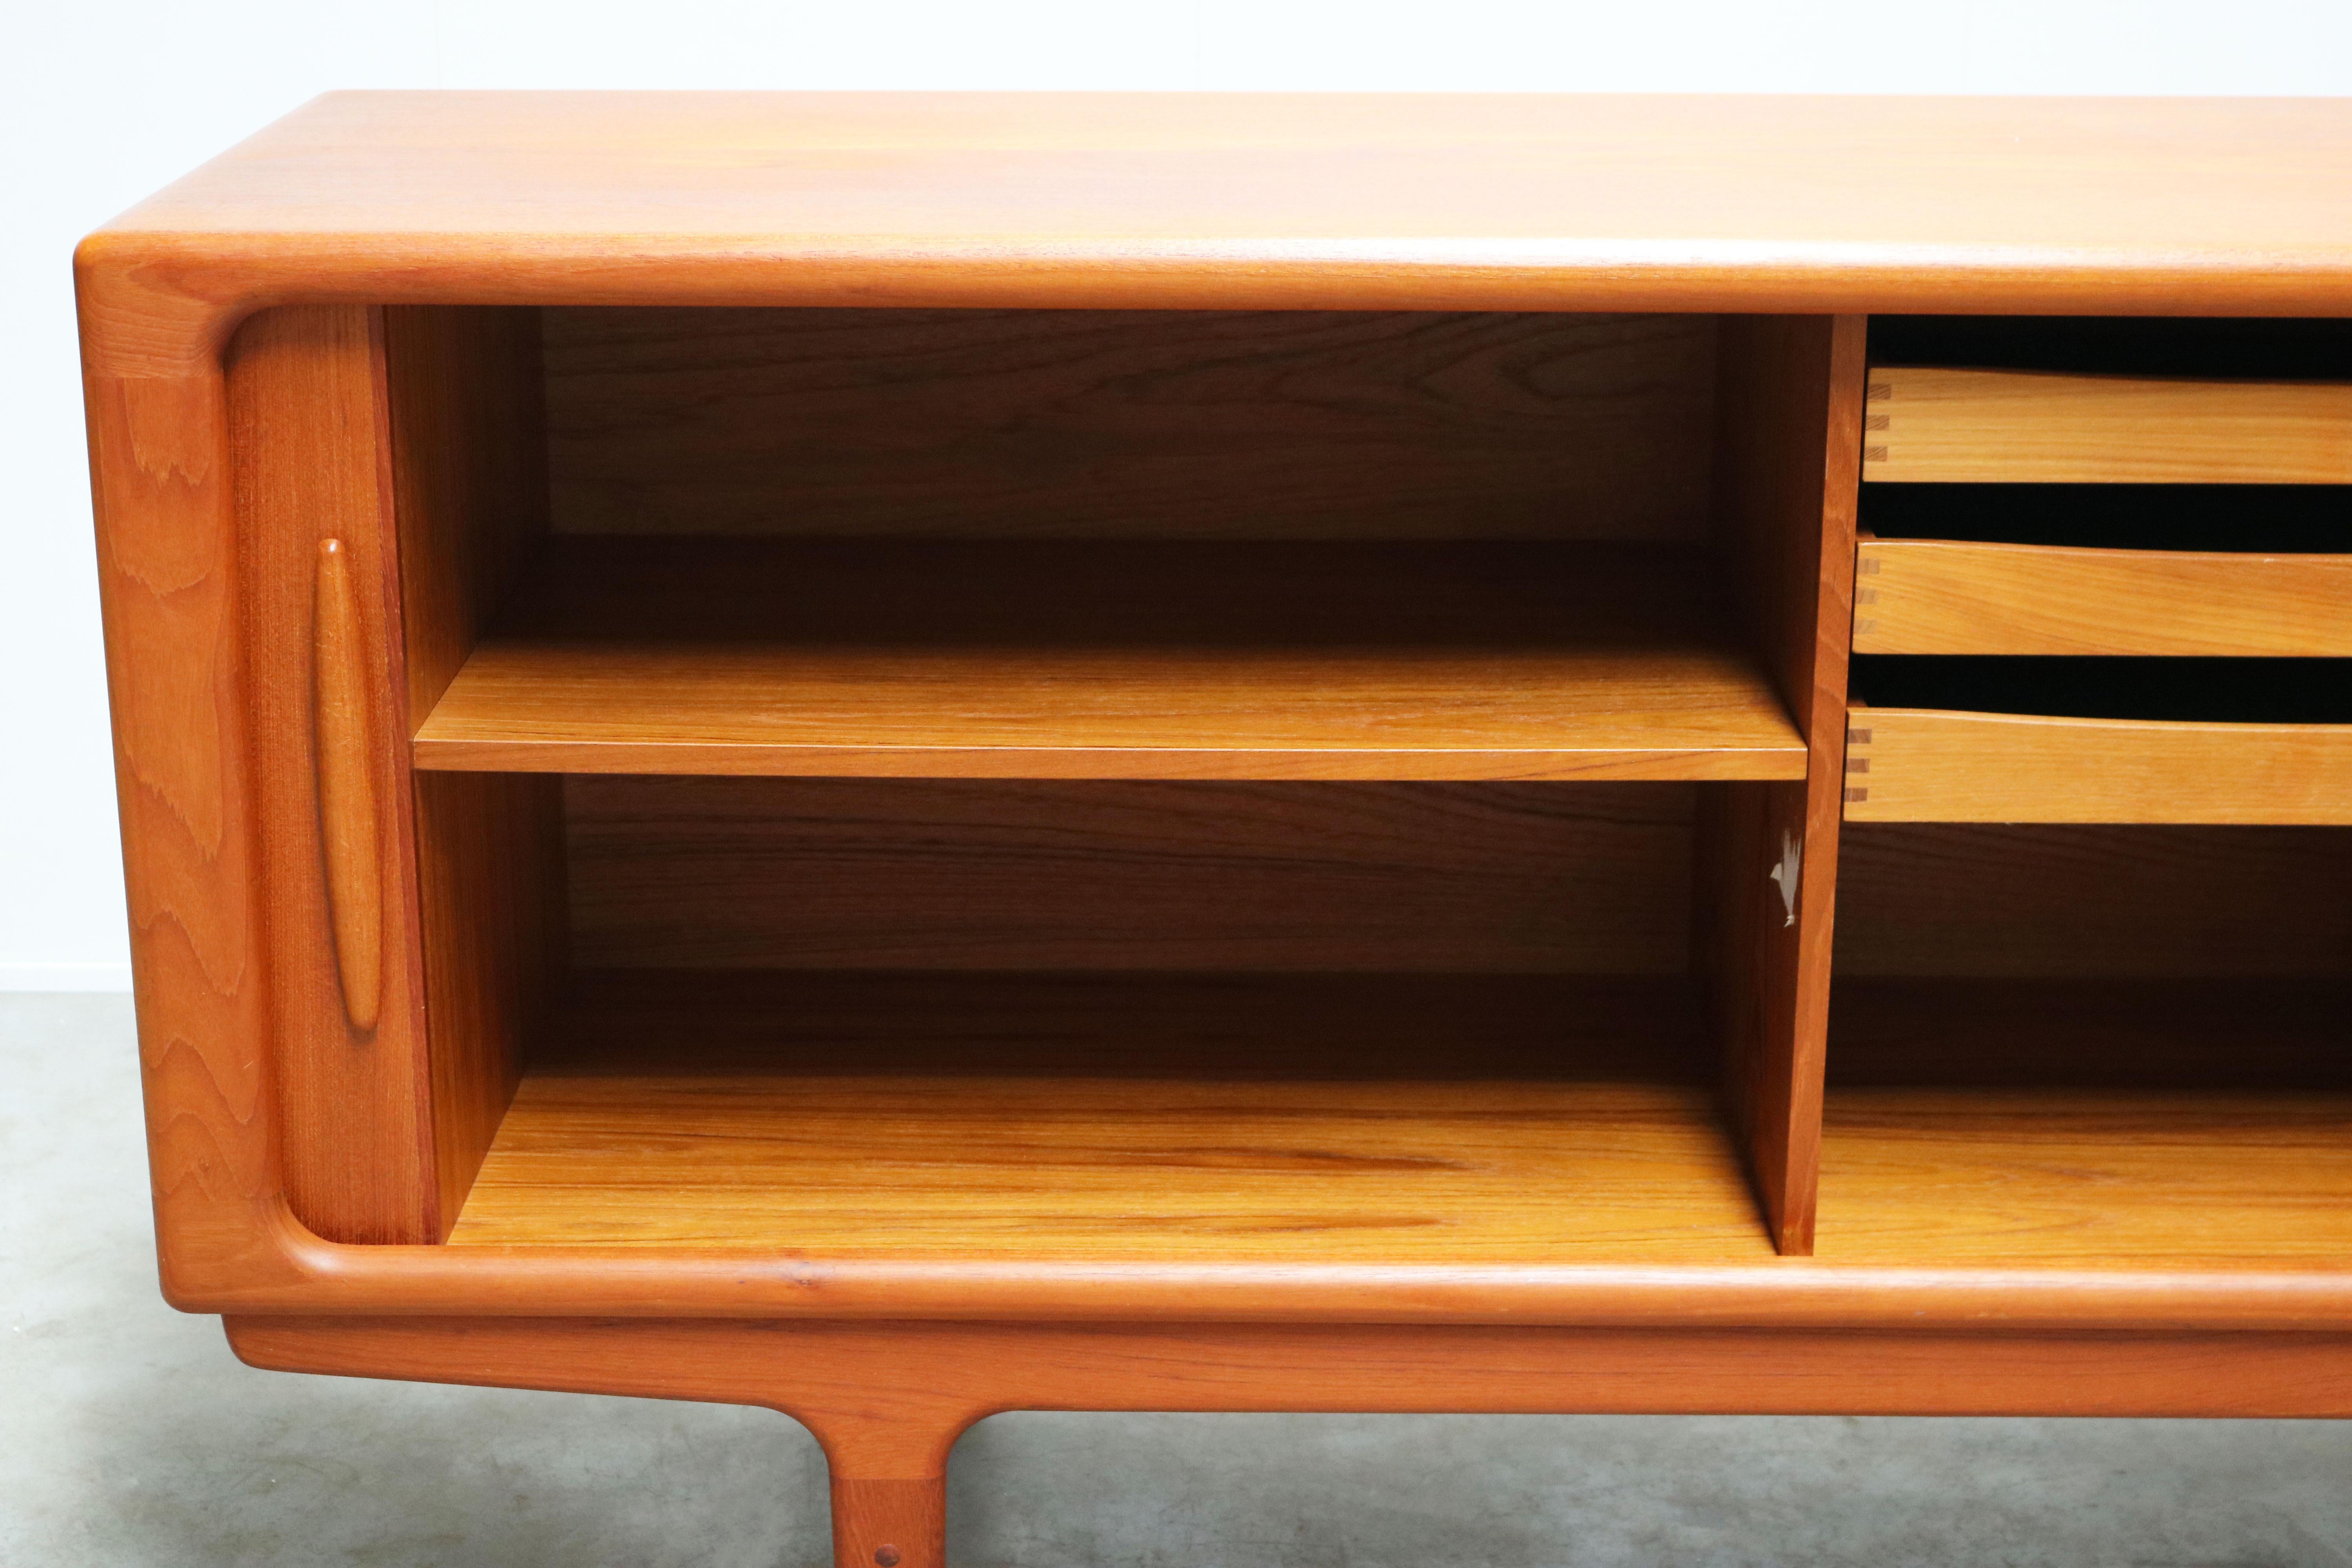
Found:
[1822,820,2352,1265]
[1835,316,2352,1267]
[319,303,1850,1261]
[438,774,1787,1263]
[409,306,1804,782]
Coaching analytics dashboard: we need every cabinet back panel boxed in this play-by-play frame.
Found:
[564,777,1692,973]
[1835,823,2352,978]
[542,309,1715,541]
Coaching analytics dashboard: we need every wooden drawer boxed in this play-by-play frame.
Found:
[1843,706,2352,823]
[1862,367,2352,484]
[1853,537,2352,656]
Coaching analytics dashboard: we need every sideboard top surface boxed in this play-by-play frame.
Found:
[77,92,2352,323]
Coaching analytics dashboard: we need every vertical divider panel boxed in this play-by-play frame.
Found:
[379,307,567,1235]
[1698,315,1868,1254]
[226,307,436,1243]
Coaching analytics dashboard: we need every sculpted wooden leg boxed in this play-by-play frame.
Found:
[797,1409,965,1568]
[829,1477,943,1568]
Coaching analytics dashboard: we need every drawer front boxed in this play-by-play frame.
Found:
[1853,539,2352,656]
[1843,707,2352,824]
[1862,368,2352,485]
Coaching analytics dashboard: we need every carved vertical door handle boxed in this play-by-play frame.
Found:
[313,538,382,1033]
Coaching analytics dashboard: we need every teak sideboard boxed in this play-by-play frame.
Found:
[78,92,2352,1563]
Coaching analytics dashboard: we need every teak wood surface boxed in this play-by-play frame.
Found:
[1861,367,2352,484]
[449,974,1774,1261]
[1842,708,2352,824]
[452,970,2352,1272]
[110,266,2352,1328]
[223,1314,2352,1568]
[1852,537,2352,657]
[222,307,439,1243]
[413,540,1807,781]
[75,93,2352,1564]
[563,777,1700,975]
[1834,823,2352,978]
[542,307,1719,542]
[77,93,2352,319]
[1698,314,1865,1256]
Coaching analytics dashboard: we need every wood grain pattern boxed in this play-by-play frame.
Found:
[565,777,1693,975]
[310,539,383,1032]
[224,306,436,1245]
[446,973,1775,1262]
[1826,975,2352,1276]
[379,306,567,1231]
[1696,315,1867,1255]
[454,1074,1760,1260]
[408,774,566,1232]
[85,308,288,1305]
[1822,986,2352,1270]
[1852,537,2352,656]
[1820,1086,2352,1267]
[544,307,1716,541]
[1842,706,2352,824]
[86,94,2352,318]
[413,540,1806,781]
[380,307,548,717]
[1834,823,2352,978]
[1861,367,2352,484]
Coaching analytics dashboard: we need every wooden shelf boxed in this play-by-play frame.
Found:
[446,972,1776,1263]
[1821,979,2352,1267]
[410,540,1805,781]
[1853,538,2352,657]
[1862,366,2352,485]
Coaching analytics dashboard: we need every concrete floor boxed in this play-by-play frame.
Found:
[5,992,2350,1567]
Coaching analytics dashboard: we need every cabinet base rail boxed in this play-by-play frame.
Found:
[229,1315,2352,1568]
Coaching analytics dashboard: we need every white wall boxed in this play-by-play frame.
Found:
[6,1,2351,989]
